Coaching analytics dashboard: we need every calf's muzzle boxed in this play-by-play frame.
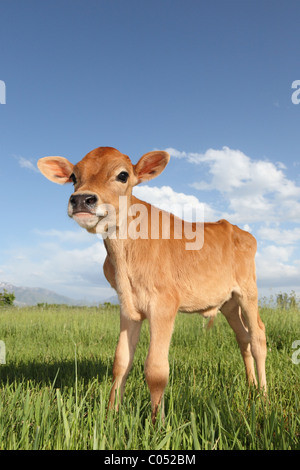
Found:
[69,193,98,214]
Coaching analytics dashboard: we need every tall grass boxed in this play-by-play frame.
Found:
[0,304,299,449]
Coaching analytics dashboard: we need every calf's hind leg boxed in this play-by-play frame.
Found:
[238,292,267,391]
[221,298,257,386]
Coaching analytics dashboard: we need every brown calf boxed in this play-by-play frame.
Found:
[38,146,267,423]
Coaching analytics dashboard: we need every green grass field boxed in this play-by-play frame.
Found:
[0,304,299,450]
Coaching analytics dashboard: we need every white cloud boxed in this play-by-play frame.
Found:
[258,226,300,245]
[15,155,39,173]
[256,245,300,288]
[164,147,188,159]
[188,147,252,191]
[169,146,300,224]
[261,245,294,263]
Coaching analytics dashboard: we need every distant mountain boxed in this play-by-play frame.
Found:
[0,281,120,307]
[0,281,84,306]
[0,281,77,306]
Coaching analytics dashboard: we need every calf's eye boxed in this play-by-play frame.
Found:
[117,171,129,183]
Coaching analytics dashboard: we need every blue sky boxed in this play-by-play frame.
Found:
[1,0,300,302]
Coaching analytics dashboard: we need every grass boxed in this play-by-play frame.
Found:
[0,304,299,450]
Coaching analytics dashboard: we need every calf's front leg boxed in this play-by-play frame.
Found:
[145,308,177,424]
[108,312,142,410]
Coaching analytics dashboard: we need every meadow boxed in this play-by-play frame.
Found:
[0,303,299,450]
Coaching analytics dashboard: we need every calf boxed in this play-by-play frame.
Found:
[38,146,267,422]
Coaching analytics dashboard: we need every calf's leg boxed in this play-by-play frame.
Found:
[108,312,142,410]
[221,298,257,386]
[145,307,177,424]
[239,292,267,391]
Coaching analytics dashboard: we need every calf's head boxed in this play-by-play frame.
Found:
[37,146,170,233]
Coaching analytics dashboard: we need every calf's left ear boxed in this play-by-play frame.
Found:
[37,156,74,184]
[134,151,170,184]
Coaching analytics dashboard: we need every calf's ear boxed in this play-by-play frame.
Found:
[37,156,74,184]
[134,151,170,184]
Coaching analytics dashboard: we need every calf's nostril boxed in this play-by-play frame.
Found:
[85,195,98,207]
[70,195,77,207]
